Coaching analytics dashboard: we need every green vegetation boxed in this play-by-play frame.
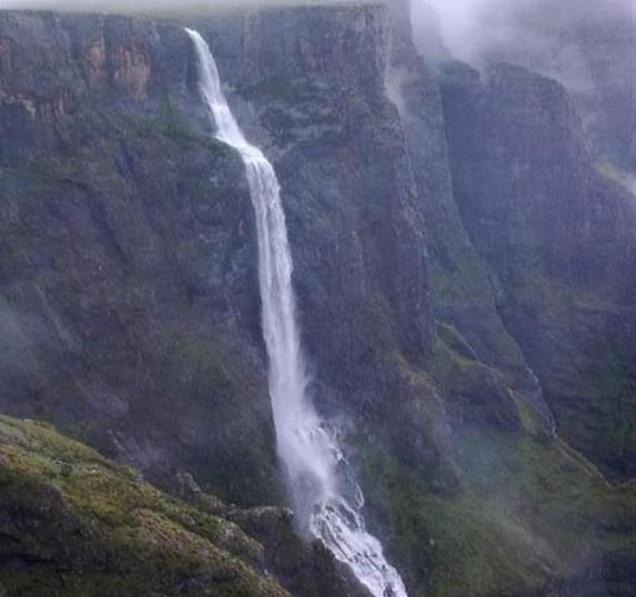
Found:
[0,415,288,597]
[347,300,634,596]
[504,271,636,480]
[357,428,635,597]
[0,93,282,509]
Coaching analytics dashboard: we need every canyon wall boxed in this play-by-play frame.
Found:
[0,4,634,596]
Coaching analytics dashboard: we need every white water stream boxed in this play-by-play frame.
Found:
[187,29,407,597]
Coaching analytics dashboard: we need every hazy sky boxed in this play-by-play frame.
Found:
[1,0,634,62]
[419,0,634,61]
[0,0,319,8]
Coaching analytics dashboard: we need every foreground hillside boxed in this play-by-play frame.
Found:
[0,415,372,597]
[0,416,285,596]
[0,415,633,597]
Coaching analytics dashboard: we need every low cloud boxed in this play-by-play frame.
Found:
[0,0,335,11]
[413,0,634,64]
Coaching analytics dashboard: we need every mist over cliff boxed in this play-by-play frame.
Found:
[0,1,634,596]
[413,0,636,173]
[419,0,633,61]
[0,0,351,10]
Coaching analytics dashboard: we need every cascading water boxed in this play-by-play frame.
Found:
[187,29,408,597]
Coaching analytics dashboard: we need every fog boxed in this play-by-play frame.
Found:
[0,0,342,11]
[2,0,633,45]
[416,0,634,63]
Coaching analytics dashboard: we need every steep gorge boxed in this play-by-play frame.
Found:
[0,3,634,597]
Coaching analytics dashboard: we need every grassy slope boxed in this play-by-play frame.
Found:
[0,415,288,597]
[501,271,636,481]
[356,324,635,597]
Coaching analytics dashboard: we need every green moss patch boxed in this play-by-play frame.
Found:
[356,427,635,597]
[0,415,288,597]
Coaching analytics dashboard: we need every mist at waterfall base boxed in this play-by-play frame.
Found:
[186,28,408,597]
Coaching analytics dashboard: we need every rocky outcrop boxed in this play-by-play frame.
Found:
[441,60,635,286]
[0,414,373,597]
[386,6,555,435]
[0,415,289,597]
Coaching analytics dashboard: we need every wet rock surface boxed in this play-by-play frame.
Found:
[0,4,634,597]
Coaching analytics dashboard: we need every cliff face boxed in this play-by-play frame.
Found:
[0,10,281,507]
[475,0,636,177]
[440,60,636,481]
[202,4,438,456]
[0,4,634,597]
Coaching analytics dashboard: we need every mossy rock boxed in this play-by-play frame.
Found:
[0,415,289,597]
[355,427,636,597]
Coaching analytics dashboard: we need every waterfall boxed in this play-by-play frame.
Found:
[187,29,408,597]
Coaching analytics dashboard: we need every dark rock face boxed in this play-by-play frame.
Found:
[441,61,635,285]
[200,5,440,475]
[440,60,636,481]
[475,0,636,177]
[387,15,554,436]
[0,4,634,597]
[0,10,281,507]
